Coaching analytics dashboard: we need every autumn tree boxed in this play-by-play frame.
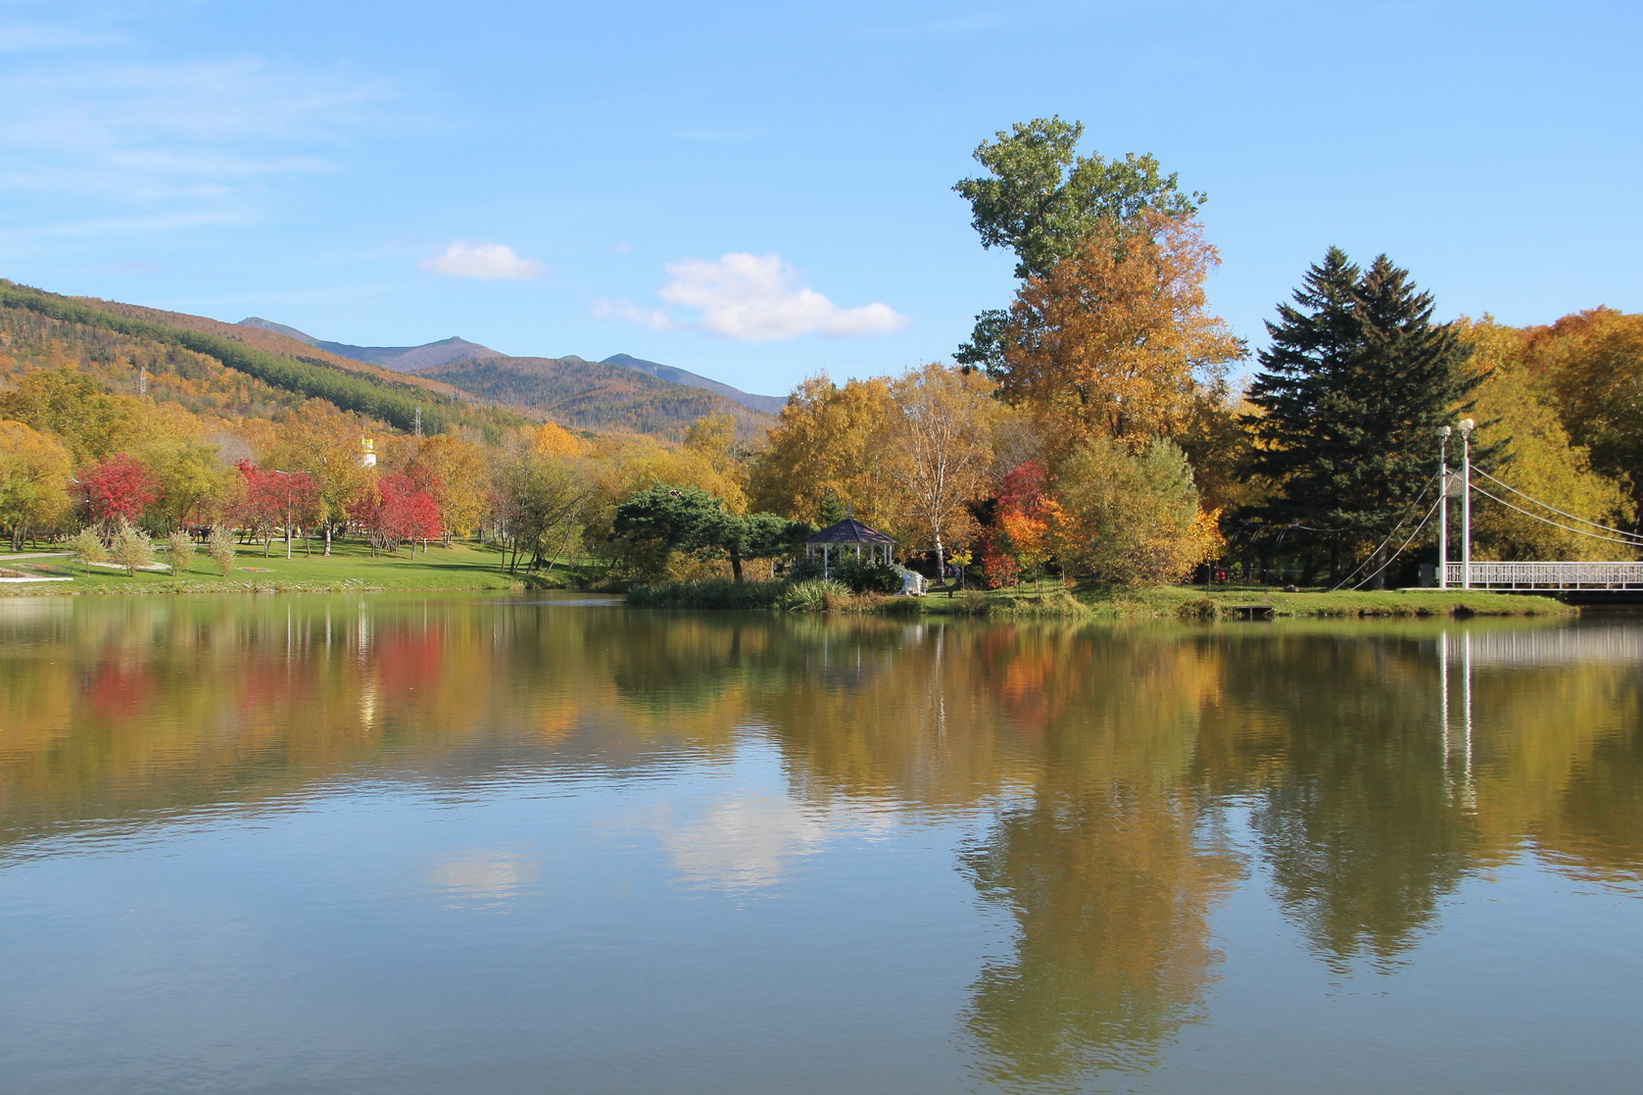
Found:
[748,375,895,527]
[235,462,320,556]
[404,433,490,545]
[0,368,139,462]
[140,438,233,532]
[1525,308,1643,520]
[1459,317,1634,560]
[167,528,196,576]
[490,449,589,572]
[992,461,1068,585]
[1000,211,1243,463]
[1056,438,1220,585]
[260,401,375,554]
[81,453,158,533]
[954,116,1205,373]
[878,363,998,577]
[107,518,156,577]
[1245,249,1483,584]
[350,472,441,555]
[0,420,74,549]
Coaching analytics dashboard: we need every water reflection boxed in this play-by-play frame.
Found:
[2,596,1642,1091]
[426,849,539,911]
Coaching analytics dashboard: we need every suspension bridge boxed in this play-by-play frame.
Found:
[1343,419,1643,596]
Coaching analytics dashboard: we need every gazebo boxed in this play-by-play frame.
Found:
[805,517,894,573]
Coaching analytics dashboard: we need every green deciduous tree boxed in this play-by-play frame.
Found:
[954,116,1204,373]
[1057,438,1219,585]
[491,449,589,573]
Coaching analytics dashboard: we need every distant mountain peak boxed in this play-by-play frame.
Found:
[240,316,319,345]
[601,353,786,415]
[235,319,502,372]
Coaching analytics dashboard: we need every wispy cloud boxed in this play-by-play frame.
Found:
[651,252,907,341]
[419,242,547,280]
[0,48,391,238]
[592,297,674,331]
[0,22,125,52]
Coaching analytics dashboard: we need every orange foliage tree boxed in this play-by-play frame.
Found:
[1000,212,1243,463]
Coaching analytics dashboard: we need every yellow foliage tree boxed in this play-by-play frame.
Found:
[879,363,999,574]
[1000,212,1243,463]
[1459,317,1634,560]
[748,374,896,528]
[0,419,74,548]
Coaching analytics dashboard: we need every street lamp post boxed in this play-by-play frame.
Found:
[1458,419,1475,589]
[1437,426,1452,589]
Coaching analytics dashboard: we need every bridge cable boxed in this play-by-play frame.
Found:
[1328,472,1440,591]
[1346,491,1444,591]
[1469,484,1643,550]
[1470,468,1643,546]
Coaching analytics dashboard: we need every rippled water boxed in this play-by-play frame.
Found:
[2,594,1640,1093]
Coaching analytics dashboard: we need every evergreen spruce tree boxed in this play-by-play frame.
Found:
[1246,249,1481,585]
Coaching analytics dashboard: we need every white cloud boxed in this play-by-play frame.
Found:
[652,251,907,341]
[419,242,547,281]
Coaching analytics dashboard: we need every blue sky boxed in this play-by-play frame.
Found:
[2,0,1637,397]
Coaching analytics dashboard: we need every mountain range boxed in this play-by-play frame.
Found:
[238,318,786,417]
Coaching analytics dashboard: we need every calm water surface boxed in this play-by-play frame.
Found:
[1,594,1640,1093]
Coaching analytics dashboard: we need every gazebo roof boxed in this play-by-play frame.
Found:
[806,517,894,545]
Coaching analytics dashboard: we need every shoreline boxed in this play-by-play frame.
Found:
[0,549,1582,617]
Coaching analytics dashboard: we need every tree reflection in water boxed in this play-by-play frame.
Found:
[3,597,1642,1088]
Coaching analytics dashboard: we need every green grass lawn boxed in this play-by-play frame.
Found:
[0,538,582,595]
[914,579,1573,618]
[1,543,1577,616]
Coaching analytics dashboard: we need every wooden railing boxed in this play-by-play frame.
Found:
[1442,561,1643,589]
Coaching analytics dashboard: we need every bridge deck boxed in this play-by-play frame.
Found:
[1442,561,1643,590]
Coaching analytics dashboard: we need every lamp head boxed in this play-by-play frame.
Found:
[1459,418,1476,433]
[1437,425,1452,439]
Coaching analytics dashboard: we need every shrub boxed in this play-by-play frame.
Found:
[777,578,850,612]
[208,525,237,576]
[108,519,155,577]
[832,557,902,594]
[70,527,107,569]
[627,579,785,610]
[167,529,196,576]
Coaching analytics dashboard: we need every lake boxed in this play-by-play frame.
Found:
[2,593,1640,1093]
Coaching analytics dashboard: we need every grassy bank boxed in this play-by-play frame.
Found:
[627,576,1575,618]
[918,582,1575,619]
[0,540,585,595]
[3,548,1577,618]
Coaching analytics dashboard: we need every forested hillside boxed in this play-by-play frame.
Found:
[0,281,521,439]
[421,355,775,442]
